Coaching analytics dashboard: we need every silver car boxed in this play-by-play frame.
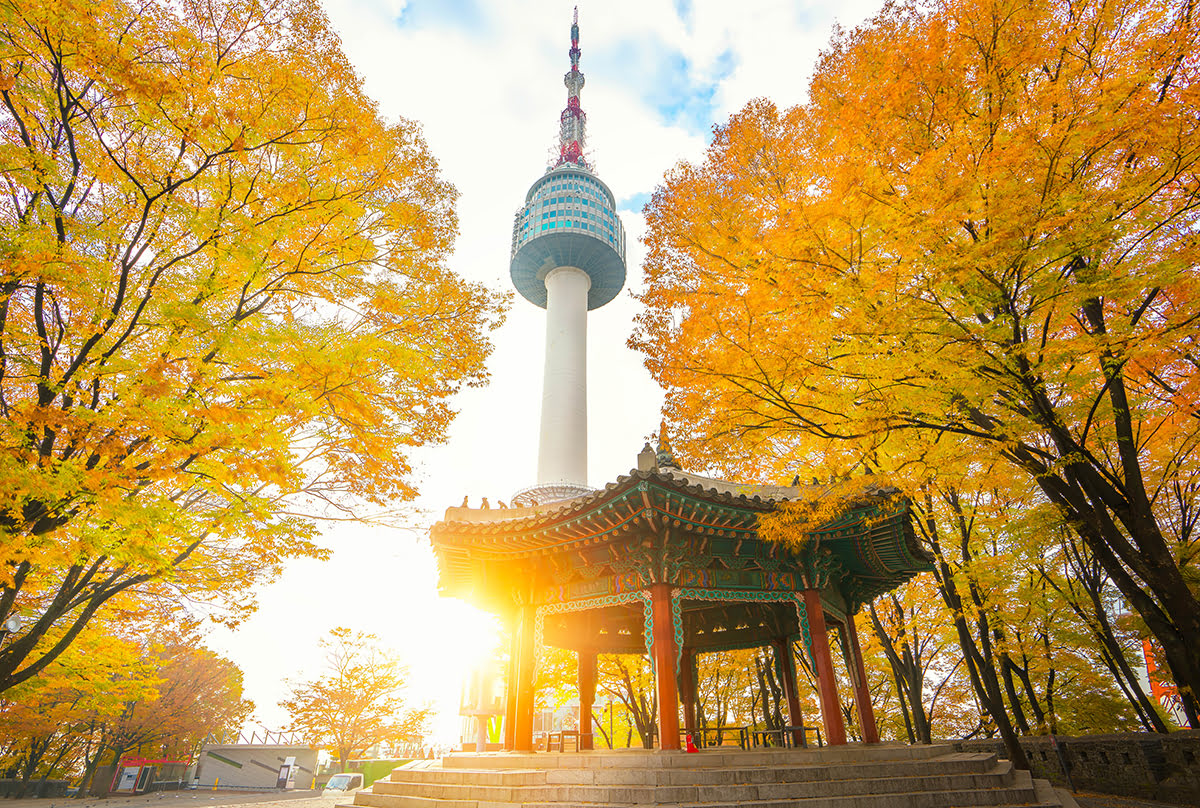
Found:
[321,773,364,796]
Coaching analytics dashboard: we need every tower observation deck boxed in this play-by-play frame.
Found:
[511,8,627,504]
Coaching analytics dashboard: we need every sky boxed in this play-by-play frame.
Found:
[206,0,889,744]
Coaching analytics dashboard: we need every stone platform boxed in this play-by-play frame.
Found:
[346,743,1080,808]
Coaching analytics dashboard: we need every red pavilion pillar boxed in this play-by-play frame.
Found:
[578,649,597,750]
[773,637,805,747]
[845,612,880,743]
[678,647,697,741]
[503,615,519,750]
[802,588,847,745]
[650,583,681,750]
[513,603,537,752]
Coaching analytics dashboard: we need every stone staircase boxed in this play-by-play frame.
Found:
[347,744,1079,808]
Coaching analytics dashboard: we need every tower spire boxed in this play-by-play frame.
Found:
[558,6,587,166]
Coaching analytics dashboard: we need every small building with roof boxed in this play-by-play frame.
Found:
[431,442,933,752]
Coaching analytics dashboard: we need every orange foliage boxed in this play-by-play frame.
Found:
[281,628,428,771]
[0,608,250,790]
[635,0,1200,723]
[0,0,504,693]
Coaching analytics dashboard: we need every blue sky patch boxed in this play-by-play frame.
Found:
[592,37,737,135]
[395,0,486,32]
[620,191,652,214]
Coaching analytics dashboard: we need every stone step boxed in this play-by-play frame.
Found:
[385,769,549,787]
[947,776,1077,808]
[352,798,473,808]
[439,742,950,770]
[545,751,1001,786]
[383,751,998,788]
[515,789,1046,808]
[356,791,1058,808]
[372,761,1027,805]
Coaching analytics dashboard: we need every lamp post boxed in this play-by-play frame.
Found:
[607,698,614,749]
[0,614,21,645]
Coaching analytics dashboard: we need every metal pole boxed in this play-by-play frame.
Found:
[1049,735,1075,792]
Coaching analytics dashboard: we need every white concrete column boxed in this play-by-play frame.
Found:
[537,266,590,487]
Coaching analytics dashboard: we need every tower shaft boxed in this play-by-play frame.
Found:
[537,266,591,487]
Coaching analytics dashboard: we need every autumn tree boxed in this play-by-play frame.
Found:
[1038,522,1171,732]
[99,626,252,768]
[0,617,155,796]
[596,654,658,749]
[867,577,958,744]
[694,649,775,739]
[538,648,661,749]
[0,607,249,795]
[0,0,503,694]
[635,0,1200,724]
[281,628,428,771]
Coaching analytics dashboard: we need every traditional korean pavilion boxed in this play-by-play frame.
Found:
[431,443,933,752]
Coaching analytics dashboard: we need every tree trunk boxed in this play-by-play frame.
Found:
[1040,541,1170,733]
[897,684,916,744]
[998,652,1032,735]
[1009,653,1047,730]
[15,735,51,799]
[74,728,108,799]
[925,492,1031,770]
[869,601,932,743]
[764,653,786,730]
[753,656,773,730]
[590,713,612,749]
[1042,635,1059,735]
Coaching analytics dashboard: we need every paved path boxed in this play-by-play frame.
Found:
[2,790,336,808]
[5,786,1194,808]
[1073,793,1191,808]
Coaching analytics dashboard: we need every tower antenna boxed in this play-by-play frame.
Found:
[558,5,587,166]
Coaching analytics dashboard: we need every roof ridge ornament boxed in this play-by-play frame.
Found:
[656,421,677,469]
[637,441,657,472]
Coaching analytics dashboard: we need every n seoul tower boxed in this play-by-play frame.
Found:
[511,8,627,504]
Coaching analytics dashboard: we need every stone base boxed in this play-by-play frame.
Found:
[347,743,1078,808]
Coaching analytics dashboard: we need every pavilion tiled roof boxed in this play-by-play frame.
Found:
[430,467,932,607]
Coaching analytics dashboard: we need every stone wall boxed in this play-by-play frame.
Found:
[0,778,69,798]
[950,731,1200,804]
